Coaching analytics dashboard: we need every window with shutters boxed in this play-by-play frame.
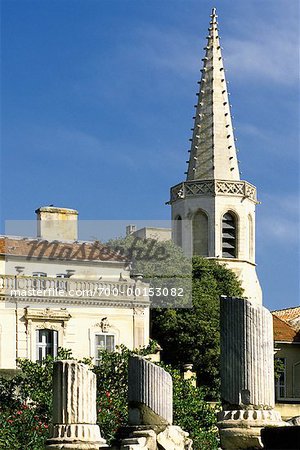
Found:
[222,212,237,258]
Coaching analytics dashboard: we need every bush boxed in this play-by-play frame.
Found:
[163,363,219,449]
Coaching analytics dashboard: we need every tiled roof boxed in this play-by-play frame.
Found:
[273,306,300,320]
[0,237,126,262]
[272,307,300,332]
[272,314,300,343]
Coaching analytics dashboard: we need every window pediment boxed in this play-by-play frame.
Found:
[25,308,71,322]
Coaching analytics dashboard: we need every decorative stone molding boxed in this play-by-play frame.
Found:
[1,295,149,309]
[24,307,71,339]
[133,307,145,316]
[218,409,282,423]
[217,409,286,450]
[100,317,110,332]
[169,179,257,203]
[25,307,71,322]
[90,319,119,338]
[35,322,61,331]
[216,181,244,195]
[128,355,173,426]
[45,360,107,449]
[92,317,111,333]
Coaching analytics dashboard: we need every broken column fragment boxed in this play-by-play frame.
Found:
[121,355,192,449]
[45,360,107,450]
[217,297,286,450]
[128,354,173,426]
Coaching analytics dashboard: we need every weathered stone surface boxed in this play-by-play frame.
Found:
[157,426,192,450]
[218,297,287,449]
[220,297,275,409]
[45,360,107,449]
[119,427,192,450]
[128,355,172,426]
[218,425,263,450]
[217,410,286,449]
[120,429,156,450]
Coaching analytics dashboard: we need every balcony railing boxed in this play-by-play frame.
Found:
[0,274,149,304]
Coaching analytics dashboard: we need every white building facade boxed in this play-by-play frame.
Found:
[0,207,150,370]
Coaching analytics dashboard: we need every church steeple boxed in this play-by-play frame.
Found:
[187,8,240,181]
[169,8,262,304]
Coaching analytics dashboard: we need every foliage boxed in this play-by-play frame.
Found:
[162,362,219,449]
[0,402,49,450]
[107,235,191,279]
[0,345,219,450]
[108,236,243,397]
[153,257,243,397]
[108,235,192,308]
[274,357,285,381]
[93,345,131,443]
[0,348,74,449]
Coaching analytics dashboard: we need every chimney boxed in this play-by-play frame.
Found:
[35,206,78,241]
[126,224,137,236]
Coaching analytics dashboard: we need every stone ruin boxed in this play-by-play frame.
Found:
[45,360,108,450]
[45,356,192,450]
[217,297,286,450]
[128,354,173,426]
[119,354,192,449]
[45,299,299,450]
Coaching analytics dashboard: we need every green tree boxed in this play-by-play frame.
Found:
[108,236,243,397]
[153,257,243,397]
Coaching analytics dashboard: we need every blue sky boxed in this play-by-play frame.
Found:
[1,0,299,310]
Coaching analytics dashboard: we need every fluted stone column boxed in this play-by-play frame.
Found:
[128,355,173,426]
[217,297,285,450]
[119,355,192,450]
[46,360,107,449]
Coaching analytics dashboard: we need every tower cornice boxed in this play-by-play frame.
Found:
[168,179,257,204]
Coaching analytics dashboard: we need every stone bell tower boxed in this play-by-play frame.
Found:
[168,8,262,304]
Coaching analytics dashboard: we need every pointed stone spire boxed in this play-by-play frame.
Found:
[187,8,240,181]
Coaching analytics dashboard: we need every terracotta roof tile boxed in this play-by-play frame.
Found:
[273,306,300,321]
[273,314,300,343]
[272,307,300,332]
[0,237,126,263]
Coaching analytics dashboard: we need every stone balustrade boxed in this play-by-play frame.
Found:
[0,274,149,305]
